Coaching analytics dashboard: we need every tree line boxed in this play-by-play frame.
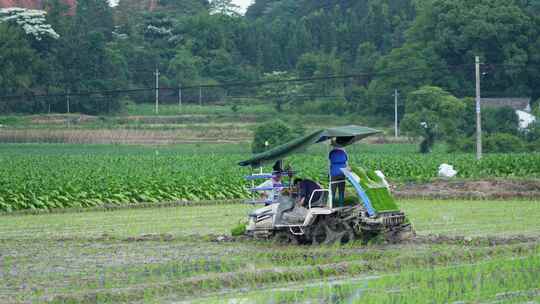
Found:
[1,0,539,118]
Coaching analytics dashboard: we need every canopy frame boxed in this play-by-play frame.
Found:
[238,125,382,168]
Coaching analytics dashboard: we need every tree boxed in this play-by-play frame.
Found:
[75,0,114,38]
[483,107,520,136]
[348,85,369,114]
[296,52,342,96]
[366,43,442,118]
[53,0,125,114]
[209,0,241,16]
[407,0,536,97]
[258,71,299,112]
[0,8,60,41]
[363,0,391,51]
[168,47,203,86]
[251,120,304,153]
[0,24,40,96]
[401,86,466,153]
[354,42,380,74]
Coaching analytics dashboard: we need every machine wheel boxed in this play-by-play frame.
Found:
[385,223,415,243]
[311,217,355,245]
[272,231,299,245]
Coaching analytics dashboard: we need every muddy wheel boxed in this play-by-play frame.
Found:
[272,231,298,245]
[311,218,355,245]
[385,223,415,243]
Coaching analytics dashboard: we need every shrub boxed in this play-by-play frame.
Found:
[294,99,349,116]
[251,120,304,153]
[449,133,528,153]
[483,106,520,136]
[484,133,526,153]
[447,135,475,153]
[528,139,540,152]
[525,121,540,142]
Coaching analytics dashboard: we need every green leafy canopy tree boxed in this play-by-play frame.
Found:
[401,86,466,153]
[257,71,299,112]
[209,0,241,16]
[251,120,305,153]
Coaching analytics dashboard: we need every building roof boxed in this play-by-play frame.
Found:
[481,98,531,111]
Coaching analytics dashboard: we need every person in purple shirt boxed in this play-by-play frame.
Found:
[329,140,348,207]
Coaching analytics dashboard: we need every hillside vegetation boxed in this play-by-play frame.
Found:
[1,0,539,118]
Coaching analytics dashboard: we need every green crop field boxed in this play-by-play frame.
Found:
[1,199,539,303]
[2,144,540,303]
[0,144,539,212]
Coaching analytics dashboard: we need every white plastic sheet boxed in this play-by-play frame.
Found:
[438,164,457,178]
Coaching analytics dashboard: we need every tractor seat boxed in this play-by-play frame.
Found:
[307,189,329,208]
[282,206,308,224]
[309,199,325,208]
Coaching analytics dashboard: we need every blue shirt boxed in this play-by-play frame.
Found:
[329,148,348,177]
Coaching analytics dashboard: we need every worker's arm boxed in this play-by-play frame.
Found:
[296,197,305,208]
[258,180,272,199]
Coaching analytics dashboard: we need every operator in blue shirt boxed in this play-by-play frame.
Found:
[329,139,348,207]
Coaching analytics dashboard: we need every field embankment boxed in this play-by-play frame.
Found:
[395,179,540,200]
[0,110,401,144]
[0,127,251,144]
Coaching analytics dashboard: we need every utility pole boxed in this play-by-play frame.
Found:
[475,56,482,160]
[178,86,182,109]
[394,89,399,138]
[154,67,160,114]
[66,89,70,114]
[199,86,202,106]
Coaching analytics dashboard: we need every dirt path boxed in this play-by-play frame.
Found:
[394,179,540,199]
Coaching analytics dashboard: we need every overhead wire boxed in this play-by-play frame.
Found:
[1,62,537,101]
[0,63,469,100]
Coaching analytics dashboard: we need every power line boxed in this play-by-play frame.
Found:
[2,62,538,101]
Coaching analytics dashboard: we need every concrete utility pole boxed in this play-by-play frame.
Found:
[154,67,160,114]
[66,89,70,114]
[475,56,482,160]
[199,86,202,106]
[394,89,399,137]
[178,86,182,108]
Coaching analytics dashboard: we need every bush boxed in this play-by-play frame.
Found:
[484,133,526,153]
[447,135,475,153]
[483,106,520,136]
[294,99,349,116]
[528,139,540,152]
[251,120,305,153]
[0,116,24,125]
[448,133,528,153]
[525,121,540,142]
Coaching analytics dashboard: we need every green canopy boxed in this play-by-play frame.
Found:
[239,125,381,168]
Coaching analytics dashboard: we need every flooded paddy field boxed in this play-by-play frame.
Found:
[1,199,539,303]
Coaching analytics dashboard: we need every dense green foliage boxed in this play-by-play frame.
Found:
[251,119,305,153]
[2,0,539,118]
[1,144,539,212]
[401,86,465,153]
